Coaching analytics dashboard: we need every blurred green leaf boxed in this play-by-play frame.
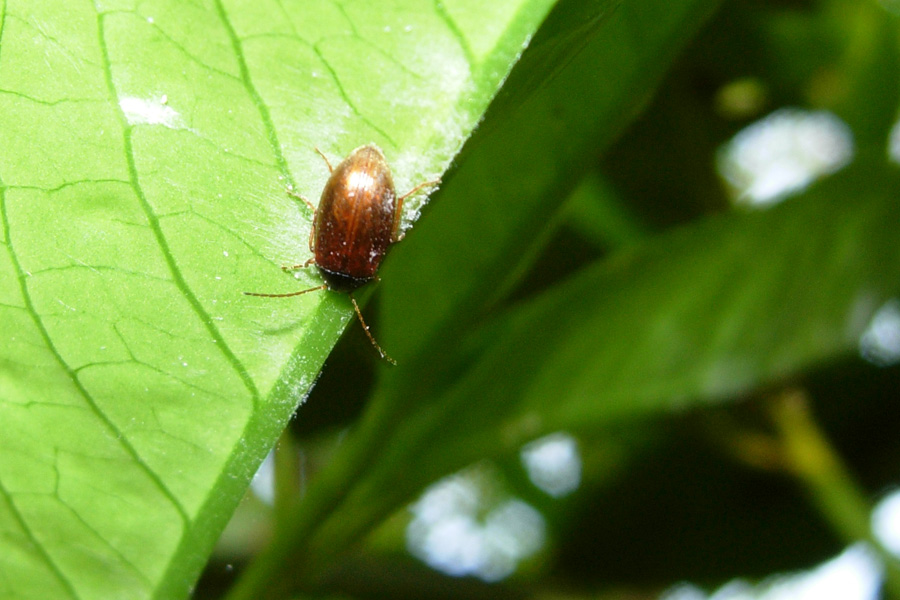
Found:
[463,163,900,431]
[320,162,900,571]
[0,0,555,598]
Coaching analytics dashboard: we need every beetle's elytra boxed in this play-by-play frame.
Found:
[315,144,400,292]
[244,144,439,365]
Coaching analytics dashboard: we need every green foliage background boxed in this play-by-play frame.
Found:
[1,0,899,599]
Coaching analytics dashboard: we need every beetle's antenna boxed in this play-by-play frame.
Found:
[350,295,397,366]
[314,147,334,173]
[243,284,327,298]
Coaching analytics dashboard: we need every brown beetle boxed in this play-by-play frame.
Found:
[245,144,438,365]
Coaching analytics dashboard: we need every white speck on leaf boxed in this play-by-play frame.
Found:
[120,96,184,129]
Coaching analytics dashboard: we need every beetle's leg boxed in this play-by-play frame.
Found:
[281,257,316,272]
[283,185,318,263]
[314,147,334,173]
[391,193,404,243]
[392,179,440,242]
[398,179,441,202]
[350,295,397,366]
[243,284,327,298]
[286,189,316,212]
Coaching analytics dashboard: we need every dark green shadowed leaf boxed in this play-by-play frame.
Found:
[0,0,556,598]
[469,165,900,430]
[325,163,900,547]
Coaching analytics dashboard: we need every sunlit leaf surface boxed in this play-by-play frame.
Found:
[0,0,554,597]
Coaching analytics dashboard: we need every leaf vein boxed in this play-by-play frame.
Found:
[433,0,475,68]
[0,184,89,600]
[94,7,262,415]
[312,41,397,147]
[53,490,153,587]
[145,18,241,83]
[211,0,298,190]
[1,179,191,523]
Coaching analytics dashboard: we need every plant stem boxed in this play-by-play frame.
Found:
[224,387,403,600]
[768,388,900,599]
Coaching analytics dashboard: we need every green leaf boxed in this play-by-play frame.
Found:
[0,0,555,598]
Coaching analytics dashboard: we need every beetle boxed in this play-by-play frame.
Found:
[245,144,439,365]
